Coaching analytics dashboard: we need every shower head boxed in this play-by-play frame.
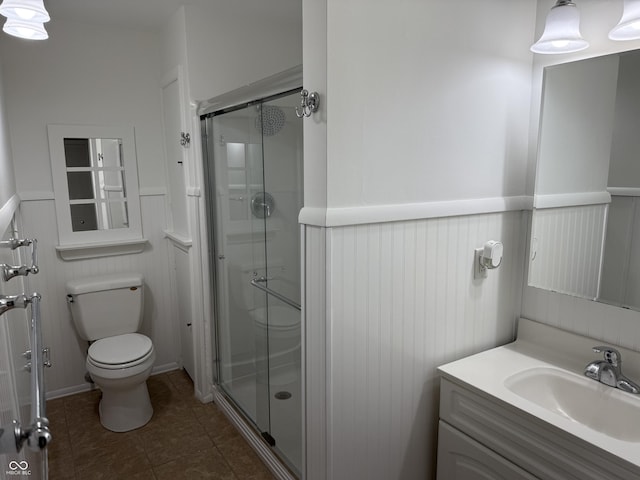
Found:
[255,105,286,136]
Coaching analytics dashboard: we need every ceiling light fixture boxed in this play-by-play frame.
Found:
[609,0,640,40]
[2,17,47,39]
[0,0,48,22]
[532,0,640,54]
[0,0,49,40]
[531,0,589,54]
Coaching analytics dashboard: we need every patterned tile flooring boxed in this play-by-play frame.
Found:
[47,369,277,479]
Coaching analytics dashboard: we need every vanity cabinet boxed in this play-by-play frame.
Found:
[437,421,536,480]
[437,378,640,480]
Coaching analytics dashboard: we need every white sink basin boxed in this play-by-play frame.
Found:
[505,367,640,442]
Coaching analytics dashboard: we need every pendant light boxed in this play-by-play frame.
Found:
[2,17,47,39]
[0,0,49,40]
[531,0,589,54]
[609,0,640,40]
[0,0,49,23]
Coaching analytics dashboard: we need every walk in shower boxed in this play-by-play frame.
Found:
[201,88,303,474]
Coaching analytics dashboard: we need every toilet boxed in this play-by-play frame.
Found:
[65,273,155,432]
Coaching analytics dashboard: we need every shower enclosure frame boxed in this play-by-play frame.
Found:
[198,66,304,480]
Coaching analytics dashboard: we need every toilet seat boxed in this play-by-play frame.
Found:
[88,333,154,370]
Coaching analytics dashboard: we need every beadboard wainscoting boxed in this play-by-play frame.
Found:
[303,225,327,480]
[304,210,527,480]
[18,194,180,397]
[529,204,608,300]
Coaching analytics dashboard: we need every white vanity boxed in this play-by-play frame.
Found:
[437,318,640,480]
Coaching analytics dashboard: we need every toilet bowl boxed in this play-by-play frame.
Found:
[86,333,155,432]
[66,274,155,432]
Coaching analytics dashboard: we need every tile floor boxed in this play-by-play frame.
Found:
[46,369,277,479]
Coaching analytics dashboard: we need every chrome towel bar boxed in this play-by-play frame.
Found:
[27,294,51,450]
[250,277,301,311]
[0,293,52,454]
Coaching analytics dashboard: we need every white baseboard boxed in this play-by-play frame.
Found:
[46,362,181,400]
[46,383,96,400]
[151,362,181,375]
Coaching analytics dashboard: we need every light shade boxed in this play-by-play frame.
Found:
[531,0,589,54]
[0,0,49,23]
[3,17,47,40]
[609,0,640,41]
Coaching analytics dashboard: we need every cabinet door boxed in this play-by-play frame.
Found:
[437,421,538,480]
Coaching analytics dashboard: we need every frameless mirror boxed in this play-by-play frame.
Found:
[48,125,143,247]
[530,49,640,311]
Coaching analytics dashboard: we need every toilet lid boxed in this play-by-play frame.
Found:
[88,333,153,365]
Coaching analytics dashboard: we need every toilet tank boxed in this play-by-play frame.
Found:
[65,273,144,341]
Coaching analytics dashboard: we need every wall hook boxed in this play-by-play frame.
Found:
[180,132,191,147]
[295,89,320,118]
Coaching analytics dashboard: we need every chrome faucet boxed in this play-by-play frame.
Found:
[584,346,640,394]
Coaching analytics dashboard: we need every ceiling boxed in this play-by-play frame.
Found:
[45,0,300,31]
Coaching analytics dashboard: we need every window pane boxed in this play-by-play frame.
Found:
[63,138,91,167]
[70,204,98,231]
[96,138,123,168]
[100,169,126,197]
[100,201,129,229]
[67,172,95,200]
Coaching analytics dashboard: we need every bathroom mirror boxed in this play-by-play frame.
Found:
[63,137,128,231]
[529,49,640,311]
[48,125,143,247]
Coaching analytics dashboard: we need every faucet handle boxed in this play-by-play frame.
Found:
[593,346,622,366]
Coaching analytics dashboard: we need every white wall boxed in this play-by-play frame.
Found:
[323,0,535,211]
[161,7,188,80]
[0,61,16,213]
[302,0,536,478]
[1,20,166,194]
[0,19,180,396]
[184,0,302,102]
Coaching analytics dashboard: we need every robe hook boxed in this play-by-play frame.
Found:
[295,89,320,118]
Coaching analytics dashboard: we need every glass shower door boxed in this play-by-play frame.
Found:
[208,104,271,436]
[204,89,303,475]
[259,93,303,471]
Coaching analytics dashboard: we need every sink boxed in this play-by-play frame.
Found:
[505,367,640,442]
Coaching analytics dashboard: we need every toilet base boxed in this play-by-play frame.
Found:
[98,381,153,432]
